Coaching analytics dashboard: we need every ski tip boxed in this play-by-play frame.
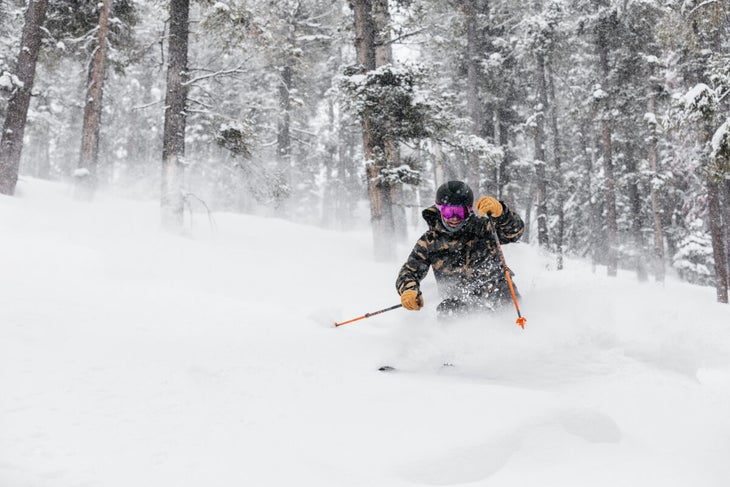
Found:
[378,365,396,372]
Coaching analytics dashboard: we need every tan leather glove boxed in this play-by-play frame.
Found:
[400,289,423,310]
[475,196,503,217]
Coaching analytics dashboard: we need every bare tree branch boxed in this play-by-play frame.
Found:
[183,65,248,86]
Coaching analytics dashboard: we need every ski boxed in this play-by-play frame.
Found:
[378,363,454,372]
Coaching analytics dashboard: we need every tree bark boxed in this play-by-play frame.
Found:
[351,0,375,70]
[433,140,445,188]
[646,92,665,282]
[523,181,536,243]
[76,0,111,200]
[597,19,618,277]
[725,177,730,292]
[626,143,648,281]
[585,119,600,272]
[547,56,564,269]
[708,175,728,303]
[37,120,50,179]
[161,0,190,231]
[373,0,392,67]
[0,0,48,195]
[350,0,395,261]
[601,122,619,276]
[276,5,298,201]
[463,0,481,192]
[534,51,550,249]
[373,0,406,243]
[275,61,293,207]
[277,64,292,171]
[493,109,503,199]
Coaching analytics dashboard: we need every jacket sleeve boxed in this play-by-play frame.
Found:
[467,202,524,244]
[493,202,524,243]
[396,234,431,295]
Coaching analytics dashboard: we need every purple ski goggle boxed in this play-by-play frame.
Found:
[437,204,472,220]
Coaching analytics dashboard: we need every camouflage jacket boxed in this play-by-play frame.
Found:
[396,203,524,303]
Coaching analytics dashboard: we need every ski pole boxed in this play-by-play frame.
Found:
[487,215,527,329]
[334,304,403,327]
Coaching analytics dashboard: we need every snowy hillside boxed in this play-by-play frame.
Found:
[2,179,730,487]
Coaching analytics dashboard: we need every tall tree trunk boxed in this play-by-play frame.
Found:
[463,0,481,191]
[534,52,550,248]
[37,121,50,179]
[76,0,111,200]
[433,140,445,188]
[374,0,406,243]
[277,63,292,170]
[493,110,502,199]
[276,6,298,206]
[350,0,394,261]
[547,56,564,269]
[0,0,48,195]
[373,0,392,67]
[351,0,375,70]
[323,97,338,228]
[601,122,619,276]
[342,116,358,226]
[597,20,618,277]
[587,119,601,271]
[708,175,728,303]
[276,62,293,206]
[725,178,730,292]
[523,181,536,243]
[626,144,648,281]
[646,92,665,282]
[161,0,190,231]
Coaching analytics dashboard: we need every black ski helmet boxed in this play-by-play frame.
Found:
[435,181,474,207]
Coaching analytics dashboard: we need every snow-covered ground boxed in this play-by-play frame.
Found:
[2,178,730,487]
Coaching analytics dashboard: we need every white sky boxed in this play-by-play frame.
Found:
[2,178,730,486]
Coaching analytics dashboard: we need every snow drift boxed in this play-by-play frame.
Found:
[2,179,730,487]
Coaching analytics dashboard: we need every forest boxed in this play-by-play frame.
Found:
[0,0,729,302]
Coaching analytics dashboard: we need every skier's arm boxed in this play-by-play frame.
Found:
[492,203,524,243]
[396,235,431,296]
[474,197,525,244]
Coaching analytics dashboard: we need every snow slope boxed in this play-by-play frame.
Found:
[2,178,730,487]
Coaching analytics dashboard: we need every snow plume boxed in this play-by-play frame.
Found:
[2,179,730,487]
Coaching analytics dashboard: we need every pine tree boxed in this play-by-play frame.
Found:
[75,0,112,200]
[348,0,395,261]
[0,0,48,195]
[161,0,190,231]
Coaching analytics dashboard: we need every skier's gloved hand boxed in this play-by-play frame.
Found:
[400,289,423,310]
[475,196,503,217]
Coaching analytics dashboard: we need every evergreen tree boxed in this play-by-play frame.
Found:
[161,0,190,231]
[75,0,112,200]
[0,0,48,195]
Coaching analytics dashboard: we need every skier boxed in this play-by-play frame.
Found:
[396,180,525,319]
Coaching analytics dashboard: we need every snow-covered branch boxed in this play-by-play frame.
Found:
[183,66,248,86]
